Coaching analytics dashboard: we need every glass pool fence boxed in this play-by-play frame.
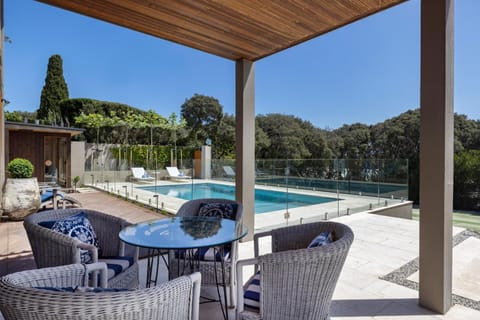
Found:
[81,144,408,223]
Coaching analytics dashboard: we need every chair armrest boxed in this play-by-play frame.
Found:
[76,242,99,262]
[25,224,86,266]
[236,257,259,317]
[189,272,201,320]
[253,230,272,258]
[85,262,108,288]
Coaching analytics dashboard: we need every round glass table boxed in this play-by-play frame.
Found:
[119,216,248,250]
[119,216,248,320]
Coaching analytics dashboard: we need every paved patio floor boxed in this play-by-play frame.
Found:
[1,190,479,319]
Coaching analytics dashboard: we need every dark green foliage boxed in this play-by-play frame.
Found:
[214,114,236,159]
[7,158,34,178]
[181,94,224,146]
[454,150,480,209]
[37,55,69,124]
[335,123,372,159]
[61,98,148,143]
[256,114,330,159]
[369,109,420,202]
[5,111,37,123]
[109,145,194,170]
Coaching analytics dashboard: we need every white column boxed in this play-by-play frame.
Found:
[235,59,255,240]
[419,0,454,313]
[200,145,211,179]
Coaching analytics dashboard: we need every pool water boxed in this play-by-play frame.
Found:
[137,183,337,214]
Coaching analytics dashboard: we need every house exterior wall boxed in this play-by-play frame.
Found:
[7,130,72,187]
[71,141,85,186]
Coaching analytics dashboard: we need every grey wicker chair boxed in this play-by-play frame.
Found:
[236,221,354,320]
[169,198,243,307]
[0,263,201,320]
[24,208,139,289]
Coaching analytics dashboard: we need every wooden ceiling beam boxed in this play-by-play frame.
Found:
[37,0,407,61]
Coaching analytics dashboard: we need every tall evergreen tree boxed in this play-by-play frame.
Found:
[37,54,69,124]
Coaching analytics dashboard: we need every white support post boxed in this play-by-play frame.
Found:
[419,0,454,313]
[235,59,255,241]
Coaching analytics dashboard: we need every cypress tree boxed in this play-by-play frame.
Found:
[37,54,69,124]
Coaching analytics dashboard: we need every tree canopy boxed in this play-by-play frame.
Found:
[37,54,69,124]
[180,94,223,146]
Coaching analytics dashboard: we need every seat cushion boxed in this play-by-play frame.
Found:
[198,202,238,220]
[39,212,99,263]
[174,247,230,262]
[244,271,261,310]
[307,231,334,248]
[195,247,230,261]
[99,256,134,279]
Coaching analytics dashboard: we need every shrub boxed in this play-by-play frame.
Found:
[7,158,34,178]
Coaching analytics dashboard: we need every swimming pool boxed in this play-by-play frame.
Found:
[137,183,338,214]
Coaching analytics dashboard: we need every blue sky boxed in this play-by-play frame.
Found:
[5,0,480,129]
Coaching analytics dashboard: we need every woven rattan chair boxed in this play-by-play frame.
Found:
[0,263,201,320]
[236,221,354,320]
[169,198,243,307]
[24,208,139,289]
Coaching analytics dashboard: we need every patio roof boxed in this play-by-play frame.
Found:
[37,0,406,61]
[5,121,84,137]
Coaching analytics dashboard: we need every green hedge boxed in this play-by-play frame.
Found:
[7,158,34,178]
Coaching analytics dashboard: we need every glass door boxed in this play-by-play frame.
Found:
[44,136,68,187]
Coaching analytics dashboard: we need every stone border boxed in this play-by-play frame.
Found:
[380,230,480,311]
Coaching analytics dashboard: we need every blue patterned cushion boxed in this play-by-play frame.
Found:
[308,231,333,248]
[99,256,134,279]
[244,271,261,310]
[198,202,237,220]
[39,212,99,263]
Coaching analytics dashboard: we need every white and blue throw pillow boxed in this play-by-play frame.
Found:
[307,231,334,248]
[244,270,261,310]
[39,212,99,263]
[198,202,237,220]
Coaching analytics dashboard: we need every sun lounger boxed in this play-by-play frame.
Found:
[40,189,82,210]
[166,166,191,181]
[223,166,235,178]
[131,167,155,182]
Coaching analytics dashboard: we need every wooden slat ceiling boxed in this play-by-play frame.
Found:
[37,0,407,61]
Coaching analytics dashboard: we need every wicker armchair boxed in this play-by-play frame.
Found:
[24,208,139,289]
[0,263,201,320]
[169,198,243,307]
[236,221,354,320]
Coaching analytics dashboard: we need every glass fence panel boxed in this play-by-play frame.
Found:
[83,147,409,224]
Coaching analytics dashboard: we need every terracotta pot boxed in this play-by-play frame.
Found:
[2,178,41,220]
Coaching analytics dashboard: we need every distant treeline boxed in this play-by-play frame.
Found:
[7,95,480,210]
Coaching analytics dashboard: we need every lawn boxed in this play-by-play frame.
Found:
[412,208,480,232]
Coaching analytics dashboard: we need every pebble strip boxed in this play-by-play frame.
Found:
[380,230,480,311]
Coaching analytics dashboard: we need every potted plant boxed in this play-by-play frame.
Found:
[72,175,80,192]
[2,158,41,220]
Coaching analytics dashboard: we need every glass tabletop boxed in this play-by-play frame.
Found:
[119,216,249,250]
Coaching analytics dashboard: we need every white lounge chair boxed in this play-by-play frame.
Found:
[130,167,154,182]
[223,165,235,178]
[166,167,191,181]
